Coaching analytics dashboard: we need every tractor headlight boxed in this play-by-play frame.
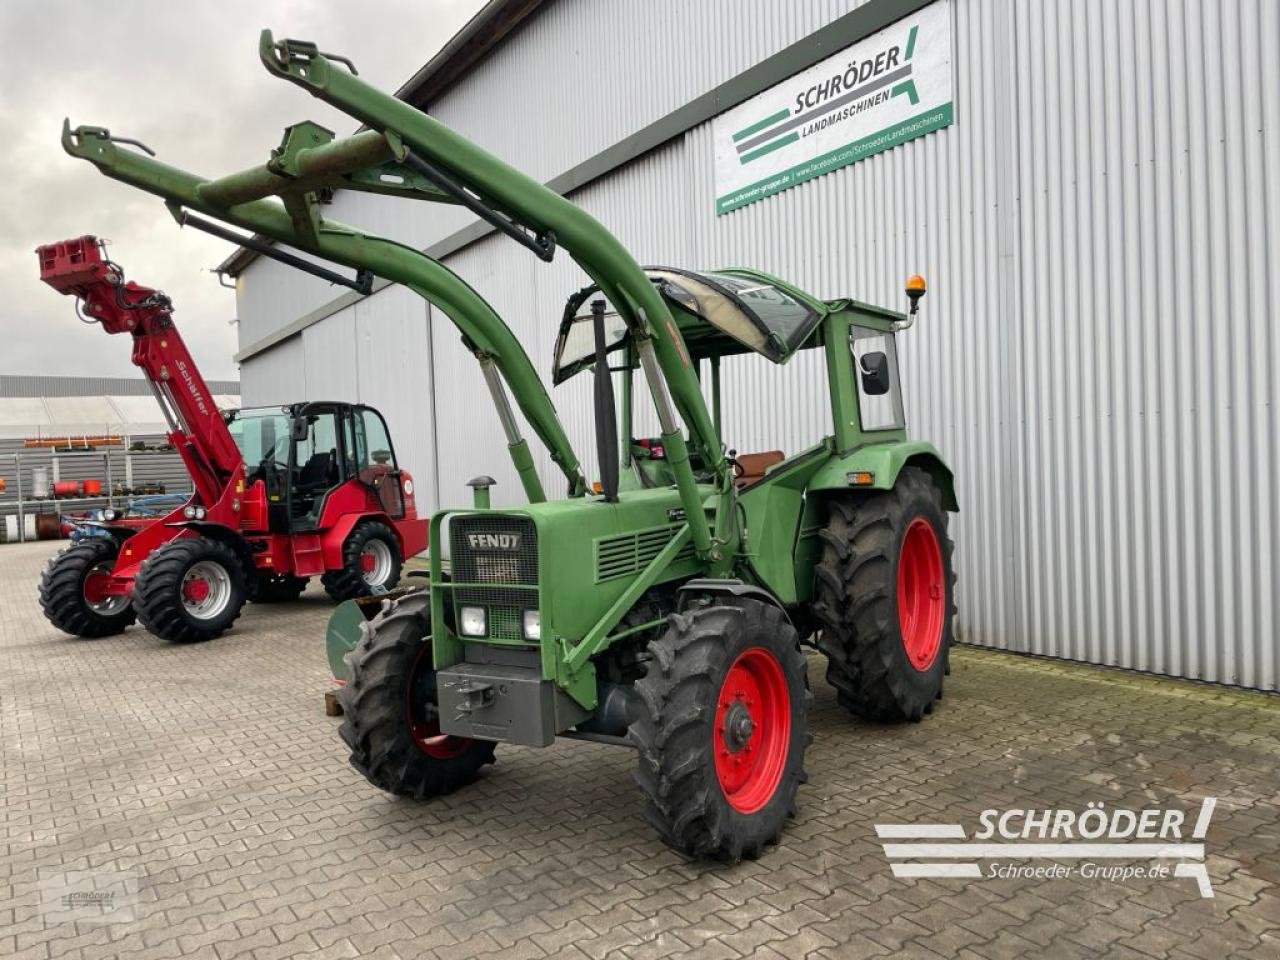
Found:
[522,609,541,641]
[459,606,487,637]
[183,505,196,519]
[101,508,117,522]
[195,506,207,520]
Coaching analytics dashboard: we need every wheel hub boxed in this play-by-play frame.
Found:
[82,563,130,615]
[721,701,755,752]
[360,539,394,586]
[180,560,233,620]
[713,647,791,814]
[183,577,211,603]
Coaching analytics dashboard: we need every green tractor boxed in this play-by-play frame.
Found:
[65,31,956,859]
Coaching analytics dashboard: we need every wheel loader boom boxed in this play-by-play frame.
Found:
[36,236,240,507]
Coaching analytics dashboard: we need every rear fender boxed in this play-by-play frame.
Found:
[807,441,958,511]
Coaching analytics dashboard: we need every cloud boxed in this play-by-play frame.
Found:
[0,0,484,382]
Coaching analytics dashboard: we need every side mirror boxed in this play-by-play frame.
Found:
[290,416,309,442]
[859,352,891,395]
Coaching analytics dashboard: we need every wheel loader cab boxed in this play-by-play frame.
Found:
[227,402,406,532]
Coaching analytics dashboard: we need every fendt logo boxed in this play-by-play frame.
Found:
[466,532,522,552]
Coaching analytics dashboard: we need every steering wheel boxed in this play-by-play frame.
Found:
[256,456,290,491]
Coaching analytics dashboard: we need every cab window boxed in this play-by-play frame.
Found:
[850,327,905,431]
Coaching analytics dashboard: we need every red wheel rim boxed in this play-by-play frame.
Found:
[359,552,376,573]
[406,645,473,759]
[183,577,211,604]
[898,517,945,670]
[83,569,110,604]
[714,647,790,814]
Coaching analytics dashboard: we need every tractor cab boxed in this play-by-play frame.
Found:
[552,267,910,491]
[226,401,406,532]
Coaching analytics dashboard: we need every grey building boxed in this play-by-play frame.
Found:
[225,0,1280,691]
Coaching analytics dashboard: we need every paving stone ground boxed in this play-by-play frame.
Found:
[1,539,1277,960]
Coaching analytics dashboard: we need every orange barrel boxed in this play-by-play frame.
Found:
[83,478,103,496]
[53,480,81,498]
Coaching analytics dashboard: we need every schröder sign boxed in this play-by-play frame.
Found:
[713,0,954,214]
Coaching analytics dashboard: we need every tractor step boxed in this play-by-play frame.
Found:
[291,532,325,577]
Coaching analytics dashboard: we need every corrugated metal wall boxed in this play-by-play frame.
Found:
[239,0,1279,691]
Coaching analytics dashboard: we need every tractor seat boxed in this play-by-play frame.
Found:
[734,450,785,488]
[297,449,336,490]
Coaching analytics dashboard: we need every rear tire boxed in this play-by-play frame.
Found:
[252,573,308,603]
[813,467,955,722]
[322,521,402,602]
[133,536,247,643]
[338,592,495,798]
[38,538,135,637]
[629,596,809,860]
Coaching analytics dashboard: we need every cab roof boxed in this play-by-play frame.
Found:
[552,267,902,385]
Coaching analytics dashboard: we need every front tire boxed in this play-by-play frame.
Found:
[629,596,809,861]
[38,538,136,637]
[338,593,495,798]
[133,536,247,643]
[322,521,402,602]
[813,466,956,722]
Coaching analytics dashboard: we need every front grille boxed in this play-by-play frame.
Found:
[450,515,538,643]
[451,515,537,583]
[596,523,693,582]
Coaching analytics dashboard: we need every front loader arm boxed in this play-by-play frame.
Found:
[62,122,583,502]
[257,32,728,558]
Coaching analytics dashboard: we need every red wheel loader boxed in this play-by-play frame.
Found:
[35,236,427,642]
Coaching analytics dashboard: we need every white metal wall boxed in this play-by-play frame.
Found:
[239,0,1280,691]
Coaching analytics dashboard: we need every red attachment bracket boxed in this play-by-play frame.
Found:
[36,234,171,334]
[37,235,111,296]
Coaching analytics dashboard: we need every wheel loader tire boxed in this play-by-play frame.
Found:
[628,596,810,861]
[251,573,308,603]
[133,536,247,643]
[813,466,955,722]
[322,521,402,602]
[38,538,136,637]
[338,593,495,798]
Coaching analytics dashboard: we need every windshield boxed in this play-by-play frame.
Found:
[647,267,820,359]
[552,268,824,385]
[699,271,816,346]
[553,306,630,376]
[226,406,291,465]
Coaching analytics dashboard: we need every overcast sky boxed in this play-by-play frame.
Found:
[0,0,485,383]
